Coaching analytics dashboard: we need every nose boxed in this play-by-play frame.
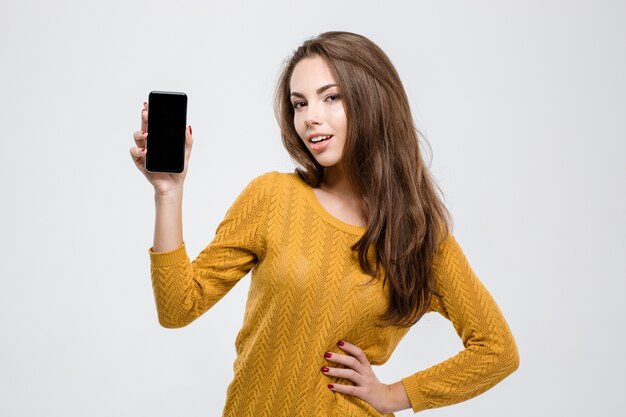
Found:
[304,101,322,127]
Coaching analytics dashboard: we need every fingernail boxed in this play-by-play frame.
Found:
[189,125,193,135]
[324,352,332,358]
[321,367,329,373]
[337,341,344,347]
[327,384,334,389]
[143,102,147,108]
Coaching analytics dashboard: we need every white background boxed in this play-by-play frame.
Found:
[1,0,625,416]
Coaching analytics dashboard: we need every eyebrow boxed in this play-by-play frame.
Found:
[290,84,338,99]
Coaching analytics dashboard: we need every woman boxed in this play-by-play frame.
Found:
[130,31,519,416]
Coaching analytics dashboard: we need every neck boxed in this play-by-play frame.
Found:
[321,163,356,200]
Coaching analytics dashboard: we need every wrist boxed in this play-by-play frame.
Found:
[384,381,412,414]
[154,188,183,201]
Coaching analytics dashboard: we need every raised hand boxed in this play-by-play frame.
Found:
[129,101,194,196]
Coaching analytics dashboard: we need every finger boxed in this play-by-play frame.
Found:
[327,382,358,396]
[184,125,193,160]
[141,101,148,133]
[322,366,364,385]
[325,350,364,371]
[324,351,362,376]
[129,146,146,165]
[337,341,370,368]
[133,130,147,149]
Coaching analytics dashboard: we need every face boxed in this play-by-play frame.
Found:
[289,55,347,168]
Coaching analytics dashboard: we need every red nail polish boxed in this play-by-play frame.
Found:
[321,367,329,373]
[328,384,334,389]
[324,352,332,358]
[337,341,344,347]
[189,125,193,135]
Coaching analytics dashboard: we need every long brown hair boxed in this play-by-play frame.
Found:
[274,31,454,328]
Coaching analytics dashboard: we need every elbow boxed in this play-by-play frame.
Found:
[507,345,521,375]
[505,330,521,375]
[157,311,194,329]
[159,320,187,329]
[153,295,202,329]
[496,339,520,377]
[482,332,520,377]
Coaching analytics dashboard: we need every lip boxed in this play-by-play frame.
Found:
[310,135,333,152]
[307,132,333,142]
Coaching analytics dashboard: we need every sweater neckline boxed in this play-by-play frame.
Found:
[292,173,367,235]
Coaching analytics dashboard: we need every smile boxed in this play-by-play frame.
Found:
[310,135,333,143]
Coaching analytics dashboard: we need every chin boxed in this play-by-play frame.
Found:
[317,160,341,168]
[314,154,342,167]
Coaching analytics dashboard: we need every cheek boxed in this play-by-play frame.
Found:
[293,114,306,138]
[330,108,347,130]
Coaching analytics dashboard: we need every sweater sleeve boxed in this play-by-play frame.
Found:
[400,234,520,413]
[147,171,274,328]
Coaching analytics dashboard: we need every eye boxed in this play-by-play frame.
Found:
[326,94,340,102]
[292,101,305,110]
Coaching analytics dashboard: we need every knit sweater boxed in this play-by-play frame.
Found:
[148,171,519,416]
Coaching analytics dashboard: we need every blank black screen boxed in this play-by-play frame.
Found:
[146,91,187,173]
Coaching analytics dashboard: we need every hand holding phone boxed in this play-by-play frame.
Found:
[130,92,193,194]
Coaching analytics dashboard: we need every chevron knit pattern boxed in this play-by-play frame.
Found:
[148,171,519,416]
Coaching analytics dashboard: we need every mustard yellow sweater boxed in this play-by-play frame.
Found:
[148,171,519,416]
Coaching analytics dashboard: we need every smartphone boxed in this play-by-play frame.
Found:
[145,91,187,173]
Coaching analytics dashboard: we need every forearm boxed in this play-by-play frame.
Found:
[153,189,184,252]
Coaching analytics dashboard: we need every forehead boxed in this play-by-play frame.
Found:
[289,56,337,92]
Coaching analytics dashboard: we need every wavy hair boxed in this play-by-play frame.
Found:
[274,31,453,328]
